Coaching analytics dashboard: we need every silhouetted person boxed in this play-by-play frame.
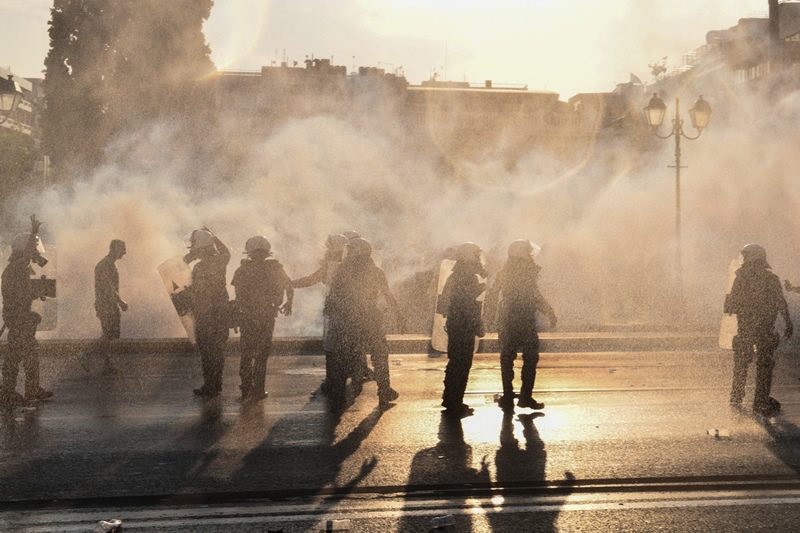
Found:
[439,242,486,417]
[292,233,347,394]
[1,216,52,407]
[232,235,293,402]
[324,237,401,411]
[489,239,557,412]
[186,228,230,399]
[79,239,128,375]
[725,243,793,416]
[339,230,373,388]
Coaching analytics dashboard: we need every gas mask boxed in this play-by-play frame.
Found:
[32,248,48,268]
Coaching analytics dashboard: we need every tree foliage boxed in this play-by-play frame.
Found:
[43,0,215,178]
[0,130,37,195]
[0,129,39,229]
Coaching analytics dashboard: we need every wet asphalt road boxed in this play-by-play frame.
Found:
[2,346,800,531]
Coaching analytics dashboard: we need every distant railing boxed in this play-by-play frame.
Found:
[475,82,529,90]
[219,69,262,77]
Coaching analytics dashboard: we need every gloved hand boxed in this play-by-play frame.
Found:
[30,214,42,235]
[279,302,292,316]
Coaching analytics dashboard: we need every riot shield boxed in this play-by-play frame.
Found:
[157,255,195,342]
[719,257,742,350]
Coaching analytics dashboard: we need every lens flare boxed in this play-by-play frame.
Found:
[205,0,273,71]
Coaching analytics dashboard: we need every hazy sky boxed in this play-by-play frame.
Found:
[1,0,769,97]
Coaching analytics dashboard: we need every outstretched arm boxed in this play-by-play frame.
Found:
[785,280,800,295]
[292,266,325,288]
[280,269,294,316]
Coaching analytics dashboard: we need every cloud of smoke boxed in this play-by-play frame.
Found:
[6,73,800,339]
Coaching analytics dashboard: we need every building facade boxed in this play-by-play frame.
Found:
[0,67,40,138]
[644,0,800,124]
[212,60,601,176]
[0,67,49,194]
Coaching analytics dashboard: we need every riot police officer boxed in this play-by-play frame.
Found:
[725,243,793,416]
[232,235,293,402]
[490,239,557,412]
[1,215,52,407]
[185,228,231,399]
[324,237,400,411]
[439,242,487,417]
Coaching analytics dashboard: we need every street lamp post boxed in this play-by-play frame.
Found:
[0,74,24,125]
[643,93,711,311]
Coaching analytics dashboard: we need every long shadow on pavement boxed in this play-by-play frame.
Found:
[487,412,574,532]
[398,412,490,532]
[0,351,228,502]
[226,398,384,498]
[747,407,800,474]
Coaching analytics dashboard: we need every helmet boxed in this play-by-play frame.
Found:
[456,242,482,263]
[11,233,44,254]
[245,235,271,255]
[508,239,541,259]
[741,243,768,265]
[11,233,48,266]
[189,229,214,249]
[326,233,347,253]
[343,230,361,240]
[12,233,33,253]
[346,237,372,258]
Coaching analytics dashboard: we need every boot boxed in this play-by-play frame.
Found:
[517,396,545,410]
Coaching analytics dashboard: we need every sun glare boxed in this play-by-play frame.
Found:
[205,0,273,71]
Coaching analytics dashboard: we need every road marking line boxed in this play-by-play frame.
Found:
[5,491,800,531]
